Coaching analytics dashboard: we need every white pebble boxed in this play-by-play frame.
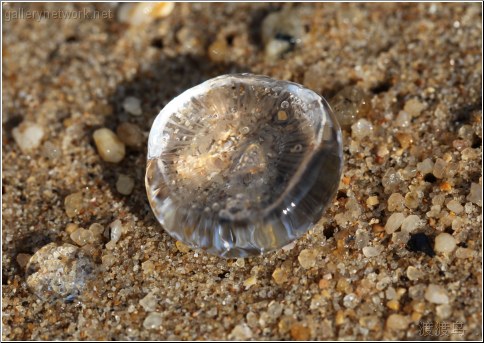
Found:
[70,227,93,246]
[351,119,373,140]
[101,254,116,268]
[229,324,253,340]
[436,304,452,319]
[424,284,449,304]
[467,182,482,206]
[119,2,175,26]
[392,230,410,244]
[355,229,369,249]
[434,233,456,253]
[417,158,434,175]
[406,266,423,281]
[143,312,163,330]
[362,246,381,258]
[140,292,158,312]
[385,213,405,234]
[116,174,135,195]
[298,249,317,269]
[387,193,405,212]
[401,215,421,232]
[122,96,142,116]
[12,121,44,152]
[109,219,123,243]
[403,98,426,117]
[93,128,126,163]
[386,314,410,330]
[343,293,359,308]
[433,158,447,179]
[395,111,411,127]
[446,199,464,214]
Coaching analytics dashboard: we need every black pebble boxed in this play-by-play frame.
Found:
[406,233,435,257]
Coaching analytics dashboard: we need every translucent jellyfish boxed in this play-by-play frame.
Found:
[146,74,343,257]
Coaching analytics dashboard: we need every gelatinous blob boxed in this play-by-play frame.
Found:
[146,74,343,257]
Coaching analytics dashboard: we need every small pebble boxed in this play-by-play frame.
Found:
[116,174,135,195]
[42,141,61,159]
[403,98,426,117]
[386,300,400,311]
[93,128,126,163]
[277,110,288,121]
[351,119,373,140]
[330,86,371,128]
[433,158,447,179]
[366,195,379,207]
[467,182,482,206]
[109,219,123,243]
[387,193,405,212]
[417,158,434,175]
[386,314,410,330]
[101,253,116,268]
[208,38,228,62]
[116,122,144,148]
[122,96,142,116]
[89,223,104,240]
[64,192,84,218]
[16,253,32,269]
[446,199,464,214]
[298,249,317,269]
[362,246,381,258]
[401,215,421,232]
[424,284,449,304]
[455,247,474,259]
[175,241,191,253]
[396,132,413,149]
[290,322,311,340]
[436,304,452,319]
[382,168,404,193]
[385,213,405,234]
[406,266,423,281]
[272,267,288,285]
[12,121,44,153]
[243,276,257,290]
[70,227,93,246]
[355,229,369,249]
[335,310,345,325]
[235,258,245,267]
[65,223,79,234]
[140,292,158,312]
[434,233,456,253]
[392,230,410,244]
[343,293,359,308]
[395,111,411,127]
[404,191,420,209]
[229,324,253,340]
[142,260,155,273]
[119,2,174,26]
[268,301,283,319]
[143,312,163,330]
